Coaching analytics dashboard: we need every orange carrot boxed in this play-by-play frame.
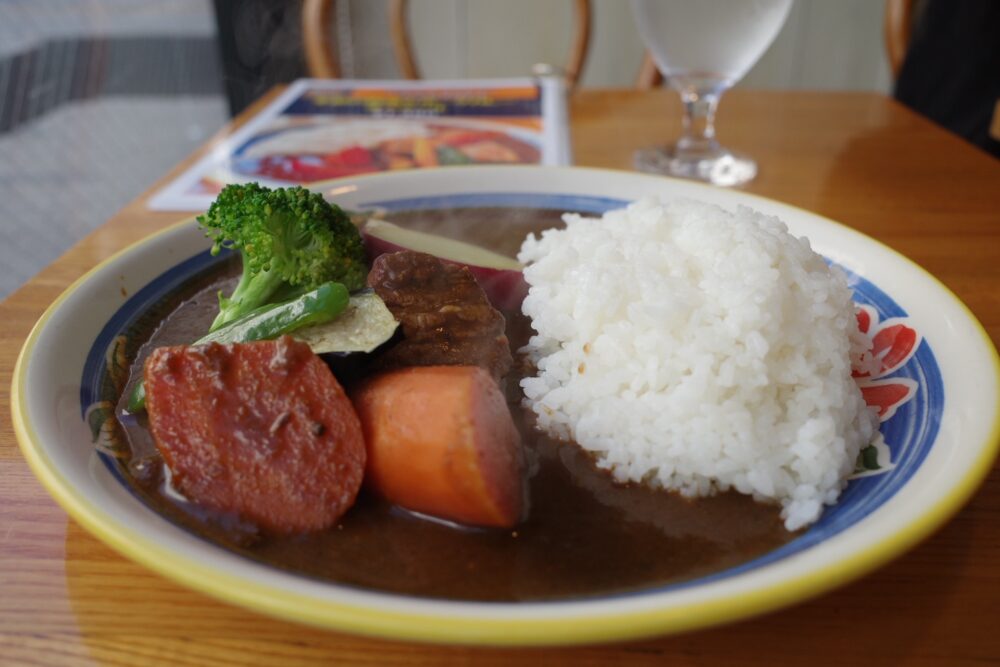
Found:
[352,365,524,528]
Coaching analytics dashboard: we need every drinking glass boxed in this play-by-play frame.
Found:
[630,0,793,186]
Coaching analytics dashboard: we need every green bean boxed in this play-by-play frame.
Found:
[126,282,349,413]
[198,282,349,344]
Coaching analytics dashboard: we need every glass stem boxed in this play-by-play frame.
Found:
[676,89,721,156]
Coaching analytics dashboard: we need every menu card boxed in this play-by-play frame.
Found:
[148,77,571,211]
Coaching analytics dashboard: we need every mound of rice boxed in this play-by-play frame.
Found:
[518,198,878,531]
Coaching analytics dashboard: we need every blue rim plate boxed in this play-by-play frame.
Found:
[12,166,1000,645]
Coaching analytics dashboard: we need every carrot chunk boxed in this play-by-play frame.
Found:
[352,365,525,528]
[144,337,365,535]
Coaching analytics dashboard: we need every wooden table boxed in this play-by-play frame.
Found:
[2,89,999,665]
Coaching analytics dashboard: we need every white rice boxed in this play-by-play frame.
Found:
[518,198,878,531]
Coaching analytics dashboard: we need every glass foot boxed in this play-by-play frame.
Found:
[634,146,757,187]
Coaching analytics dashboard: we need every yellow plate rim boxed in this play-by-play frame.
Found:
[11,166,1000,646]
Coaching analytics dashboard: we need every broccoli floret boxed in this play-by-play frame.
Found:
[197,183,367,332]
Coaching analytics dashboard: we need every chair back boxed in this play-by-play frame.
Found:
[302,0,592,88]
[634,53,662,90]
[884,0,917,77]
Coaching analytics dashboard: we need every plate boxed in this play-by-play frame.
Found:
[13,166,1000,645]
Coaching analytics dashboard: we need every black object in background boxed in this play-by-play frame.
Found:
[212,0,307,117]
[894,0,1000,159]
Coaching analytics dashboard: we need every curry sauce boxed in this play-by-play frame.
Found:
[113,208,795,601]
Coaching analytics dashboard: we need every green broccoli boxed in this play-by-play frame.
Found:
[197,183,367,332]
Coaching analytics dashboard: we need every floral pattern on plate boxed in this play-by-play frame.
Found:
[852,304,922,476]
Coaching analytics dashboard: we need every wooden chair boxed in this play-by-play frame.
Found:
[634,53,662,90]
[302,0,592,88]
[884,0,918,78]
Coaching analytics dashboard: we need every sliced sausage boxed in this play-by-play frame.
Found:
[144,336,365,535]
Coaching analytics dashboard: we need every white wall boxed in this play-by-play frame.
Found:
[739,0,893,91]
[339,0,892,93]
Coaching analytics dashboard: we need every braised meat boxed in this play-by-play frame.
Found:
[367,251,513,380]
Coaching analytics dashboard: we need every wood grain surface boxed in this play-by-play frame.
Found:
[2,88,999,666]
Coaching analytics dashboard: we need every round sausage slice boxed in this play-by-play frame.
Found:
[144,336,365,535]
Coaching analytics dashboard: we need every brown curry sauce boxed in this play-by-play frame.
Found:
[113,208,794,601]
